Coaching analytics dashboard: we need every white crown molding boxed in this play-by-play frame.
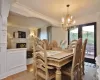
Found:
[10,2,61,27]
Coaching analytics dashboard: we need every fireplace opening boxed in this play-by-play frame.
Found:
[16,43,26,48]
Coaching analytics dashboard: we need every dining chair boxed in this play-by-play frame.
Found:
[62,38,82,80]
[35,41,55,80]
[67,40,77,50]
[42,39,49,50]
[48,42,53,50]
[80,39,87,76]
[49,40,61,50]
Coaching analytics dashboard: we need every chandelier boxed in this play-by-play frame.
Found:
[61,4,76,30]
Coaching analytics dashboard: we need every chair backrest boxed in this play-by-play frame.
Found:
[48,42,53,50]
[35,41,49,80]
[48,40,58,50]
[33,37,43,52]
[68,40,77,49]
[42,39,49,50]
[71,38,82,73]
[81,39,87,62]
[52,40,58,48]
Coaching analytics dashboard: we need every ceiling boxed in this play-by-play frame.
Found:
[8,12,51,28]
[9,0,100,28]
[15,0,100,21]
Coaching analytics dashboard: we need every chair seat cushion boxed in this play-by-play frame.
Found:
[37,68,55,79]
[62,62,79,77]
[62,65,72,76]
[62,62,72,76]
[48,65,55,69]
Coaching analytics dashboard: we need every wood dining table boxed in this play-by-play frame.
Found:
[46,50,73,80]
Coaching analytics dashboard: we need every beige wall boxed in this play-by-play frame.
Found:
[7,26,30,49]
[7,26,36,50]
[52,12,100,55]
[7,26,38,50]
[52,27,68,45]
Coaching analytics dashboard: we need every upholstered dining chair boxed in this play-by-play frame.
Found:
[42,39,49,50]
[48,42,53,50]
[62,38,82,80]
[49,40,61,50]
[35,41,55,80]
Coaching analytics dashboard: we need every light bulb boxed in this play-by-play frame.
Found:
[68,18,70,22]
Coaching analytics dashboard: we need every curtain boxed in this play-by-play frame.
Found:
[37,28,41,38]
[47,26,52,42]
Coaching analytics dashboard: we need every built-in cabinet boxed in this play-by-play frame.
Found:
[7,48,27,77]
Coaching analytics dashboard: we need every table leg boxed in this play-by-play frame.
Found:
[56,67,61,80]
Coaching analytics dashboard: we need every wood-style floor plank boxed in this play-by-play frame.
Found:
[2,64,33,80]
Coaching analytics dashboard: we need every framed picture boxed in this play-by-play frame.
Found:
[18,31,26,38]
[13,31,26,38]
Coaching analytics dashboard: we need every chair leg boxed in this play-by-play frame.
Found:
[82,62,85,75]
[71,72,74,80]
[71,75,74,80]
[78,66,82,80]
[78,69,80,80]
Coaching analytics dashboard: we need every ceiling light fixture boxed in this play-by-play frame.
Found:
[61,4,76,30]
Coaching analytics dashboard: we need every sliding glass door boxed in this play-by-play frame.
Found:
[68,22,96,64]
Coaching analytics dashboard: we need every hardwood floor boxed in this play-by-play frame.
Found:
[2,63,96,80]
[2,64,34,80]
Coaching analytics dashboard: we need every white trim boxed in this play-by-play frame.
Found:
[7,65,27,77]
[0,65,27,79]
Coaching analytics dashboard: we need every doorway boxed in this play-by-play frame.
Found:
[68,22,97,64]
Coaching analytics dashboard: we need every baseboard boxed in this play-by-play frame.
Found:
[0,72,8,79]
[7,65,27,77]
[0,65,27,79]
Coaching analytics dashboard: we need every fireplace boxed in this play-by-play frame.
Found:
[16,43,26,48]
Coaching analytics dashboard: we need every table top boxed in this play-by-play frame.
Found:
[36,49,73,67]
[37,49,73,61]
[47,50,73,60]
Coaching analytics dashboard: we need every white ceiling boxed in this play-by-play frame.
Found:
[8,12,51,28]
[9,0,100,28]
[16,0,100,21]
